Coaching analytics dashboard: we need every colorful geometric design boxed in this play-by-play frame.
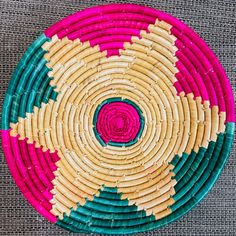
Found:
[56,186,156,234]
[1,4,235,234]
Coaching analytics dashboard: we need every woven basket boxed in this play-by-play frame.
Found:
[1,4,235,234]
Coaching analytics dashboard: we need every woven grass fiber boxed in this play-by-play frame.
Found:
[0,0,235,236]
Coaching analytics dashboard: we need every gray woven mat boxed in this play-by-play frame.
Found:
[0,0,235,235]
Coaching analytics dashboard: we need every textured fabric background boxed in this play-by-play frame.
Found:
[0,0,235,235]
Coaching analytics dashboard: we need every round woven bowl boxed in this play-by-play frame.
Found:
[1,4,235,234]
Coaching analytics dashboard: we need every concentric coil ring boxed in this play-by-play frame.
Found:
[1,4,234,234]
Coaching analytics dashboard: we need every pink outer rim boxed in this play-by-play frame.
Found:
[1,130,57,223]
[44,3,235,122]
[1,4,235,228]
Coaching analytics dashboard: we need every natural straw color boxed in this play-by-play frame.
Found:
[1,3,235,235]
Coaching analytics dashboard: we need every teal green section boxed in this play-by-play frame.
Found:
[170,122,234,214]
[56,186,155,234]
[1,34,58,130]
[56,122,234,234]
[92,97,145,147]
